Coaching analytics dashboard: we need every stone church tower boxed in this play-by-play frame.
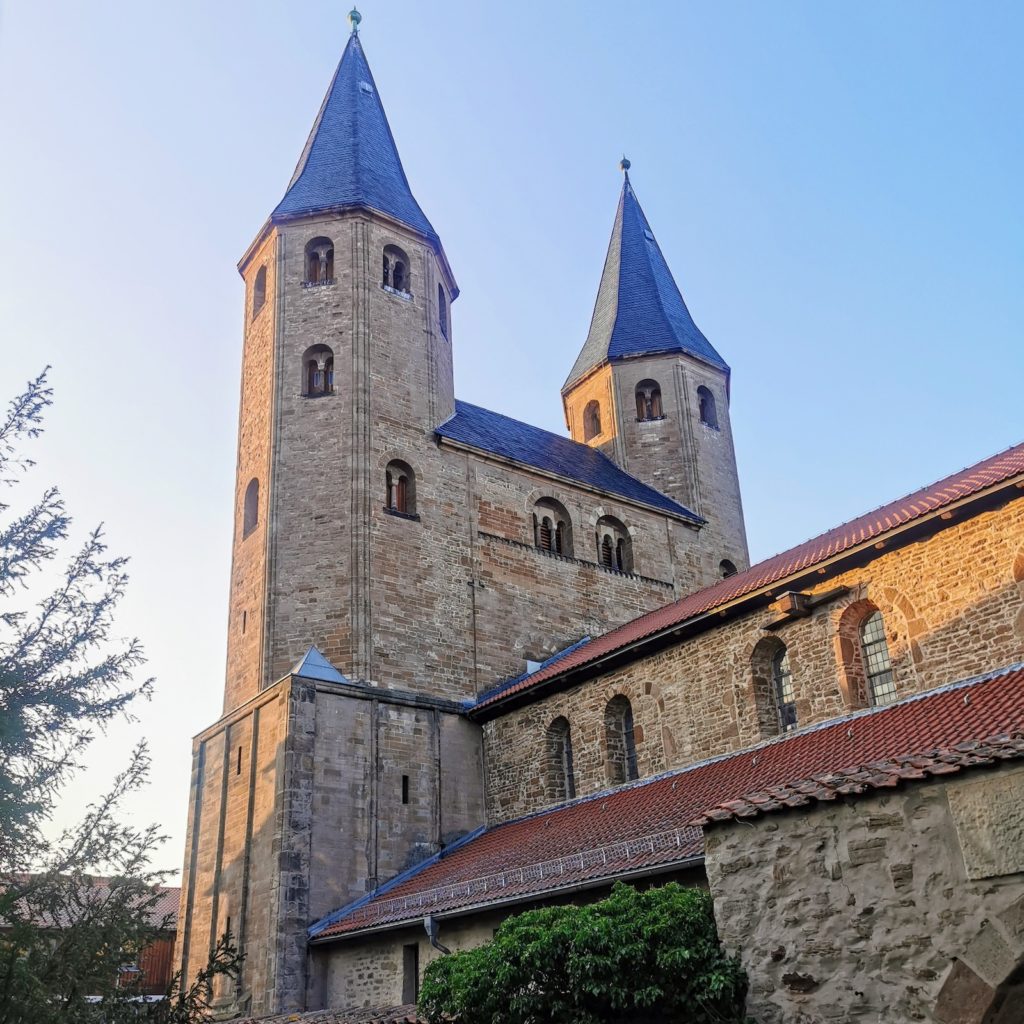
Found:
[562,164,749,579]
[176,18,751,1019]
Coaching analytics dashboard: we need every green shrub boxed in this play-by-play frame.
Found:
[418,882,747,1023]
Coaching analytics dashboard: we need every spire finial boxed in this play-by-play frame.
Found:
[348,6,362,33]
[619,155,631,176]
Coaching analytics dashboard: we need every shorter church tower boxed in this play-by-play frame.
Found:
[562,163,749,582]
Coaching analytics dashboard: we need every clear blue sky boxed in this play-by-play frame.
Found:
[1,1,1021,872]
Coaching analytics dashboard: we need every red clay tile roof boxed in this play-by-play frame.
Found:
[313,662,1024,941]
[472,443,1024,713]
[698,736,1024,824]
[238,1006,419,1024]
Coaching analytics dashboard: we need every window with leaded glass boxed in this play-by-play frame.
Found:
[860,610,896,705]
[772,647,797,731]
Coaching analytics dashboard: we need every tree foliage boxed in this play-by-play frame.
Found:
[0,370,241,1023]
[418,882,748,1024]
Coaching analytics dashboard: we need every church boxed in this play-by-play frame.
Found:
[175,14,1024,1024]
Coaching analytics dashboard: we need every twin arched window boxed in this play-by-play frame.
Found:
[697,386,718,429]
[544,716,576,802]
[252,266,267,319]
[635,380,663,422]
[305,237,334,286]
[242,478,259,538]
[386,461,416,516]
[583,401,602,442]
[383,245,410,294]
[438,285,448,340]
[302,344,334,397]
[533,498,573,556]
[596,515,632,574]
[604,696,638,785]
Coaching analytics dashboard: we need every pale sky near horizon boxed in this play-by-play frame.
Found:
[0,1,1021,877]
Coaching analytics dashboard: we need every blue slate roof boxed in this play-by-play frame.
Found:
[273,33,439,246]
[472,637,594,709]
[565,175,727,389]
[437,400,702,521]
[290,646,349,685]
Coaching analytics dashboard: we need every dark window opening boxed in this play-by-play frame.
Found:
[635,379,663,421]
[242,478,259,538]
[438,284,448,340]
[252,265,267,318]
[385,460,416,517]
[596,515,632,573]
[605,695,639,785]
[401,774,409,804]
[772,647,797,732]
[304,237,335,286]
[533,499,572,557]
[383,245,411,295]
[544,716,576,802]
[720,559,738,578]
[697,385,719,429]
[241,610,247,634]
[402,944,419,1004]
[583,400,602,441]
[301,344,335,397]
[236,746,242,776]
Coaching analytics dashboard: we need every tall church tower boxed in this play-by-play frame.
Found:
[562,164,749,579]
[225,21,460,714]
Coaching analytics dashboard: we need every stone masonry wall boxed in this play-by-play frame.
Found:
[704,763,1024,1022]
[484,496,1024,822]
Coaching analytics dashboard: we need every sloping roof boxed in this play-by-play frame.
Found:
[699,736,1024,824]
[291,646,349,685]
[310,663,1024,940]
[473,441,1024,714]
[2,880,180,930]
[436,400,701,521]
[273,33,438,247]
[564,174,727,390]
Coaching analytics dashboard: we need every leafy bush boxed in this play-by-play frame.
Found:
[418,882,747,1024]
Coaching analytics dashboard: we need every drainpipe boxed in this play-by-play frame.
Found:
[423,915,451,955]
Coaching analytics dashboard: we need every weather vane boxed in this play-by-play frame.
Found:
[349,6,362,33]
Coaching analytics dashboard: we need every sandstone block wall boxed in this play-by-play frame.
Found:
[704,763,1024,1022]
[483,497,1024,822]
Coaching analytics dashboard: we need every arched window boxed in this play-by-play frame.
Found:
[751,637,796,736]
[252,266,267,319]
[242,478,259,538]
[438,284,448,340]
[635,379,663,422]
[533,498,572,557]
[301,344,335,397]
[383,245,410,294]
[720,559,738,578]
[860,610,896,705]
[596,515,632,573]
[583,401,602,441]
[604,695,638,785]
[385,460,416,517]
[543,717,576,802]
[304,237,335,286]
[697,386,718,429]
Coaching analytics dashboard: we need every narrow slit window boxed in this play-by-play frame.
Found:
[236,746,242,776]
[401,774,409,804]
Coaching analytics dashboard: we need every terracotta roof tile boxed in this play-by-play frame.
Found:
[473,443,1024,713]
[312,662,1024,940]
[238,1005,419,1024]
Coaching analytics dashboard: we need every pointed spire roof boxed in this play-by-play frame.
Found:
[289,646,349,685]
[273,30,439,247]
[564,172,727,390]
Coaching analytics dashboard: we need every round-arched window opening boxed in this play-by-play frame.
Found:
[385,460,417,516]
[697,385,719,429]
[720,559,738,578]
[242,478,259,538]
[635,379,663,422]
[301,344,335,397]
[596,515,632,574]
[533,498,573,557]
[304,237,335,286]
[583,401,602,442]
[383,244,411,295]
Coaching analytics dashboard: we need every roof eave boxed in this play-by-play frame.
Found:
[435,435,703,526]
[307,854,704,945]
[470,473,1024,722]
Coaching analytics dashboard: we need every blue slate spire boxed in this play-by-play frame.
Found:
[565,172,727,389]
[273,30,439,246]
